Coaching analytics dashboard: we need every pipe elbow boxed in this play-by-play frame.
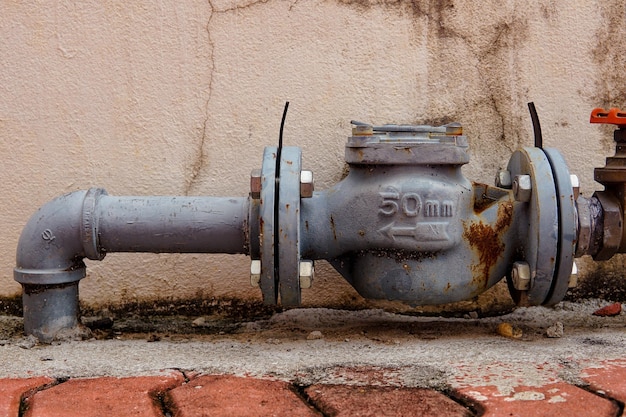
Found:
[14,188,106,286]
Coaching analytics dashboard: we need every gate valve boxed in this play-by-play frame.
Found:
[589,107,626,260]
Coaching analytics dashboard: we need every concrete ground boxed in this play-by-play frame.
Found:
[1,300,625,416]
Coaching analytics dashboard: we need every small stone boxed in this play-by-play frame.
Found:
[592,302,622,317]
[546,322,564,338]
[468,311,479,319]
[192,317,206,327]
[147,334,161,342]
[17,335,38,349]
[307,330,324,340]
[496,322,522,339]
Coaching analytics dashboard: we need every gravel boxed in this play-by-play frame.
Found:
[0,299,623,395]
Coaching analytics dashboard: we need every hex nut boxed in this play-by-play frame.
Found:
[512,175,532,202]
[593,191,623,261]
[300,170,314,198]
[250,260,261,287]
[511,261,531,290]
[250,169,262,199]
[495,170,512,189]
[299,260,314,289]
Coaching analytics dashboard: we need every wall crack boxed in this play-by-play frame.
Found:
[185,0,281,195]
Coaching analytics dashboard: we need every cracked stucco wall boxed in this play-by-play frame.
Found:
[1,0,625,310]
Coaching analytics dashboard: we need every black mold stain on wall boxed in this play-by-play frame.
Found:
[593,1,626,107]
[334,0,530,155]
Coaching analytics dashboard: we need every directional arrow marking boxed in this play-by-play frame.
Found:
[379,222,450,242]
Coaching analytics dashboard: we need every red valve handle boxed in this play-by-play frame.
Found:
[590,107,626,127]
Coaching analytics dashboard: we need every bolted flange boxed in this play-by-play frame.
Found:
[507,148,559,306]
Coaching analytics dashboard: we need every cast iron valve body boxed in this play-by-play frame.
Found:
[295,121,512,306]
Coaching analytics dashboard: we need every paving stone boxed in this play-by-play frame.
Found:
[592,302,622,317]
[456,382,619,417]
[305,384,471,417]
[24,372,184,417]
[167,375,318,417]
[582,359,626,404]
[0,377,53,416]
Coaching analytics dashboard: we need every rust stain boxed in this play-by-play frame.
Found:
[463,201,513,288]
[473,183,495,213]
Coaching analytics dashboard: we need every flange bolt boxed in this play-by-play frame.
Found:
[300,170,314,198]
[512,175,532,202]
[250,260,261,287]
[495,170,512,189]
[299,260,314,289]
[250,169,262,200]
[511,261,531,290]
[568,261,578,288]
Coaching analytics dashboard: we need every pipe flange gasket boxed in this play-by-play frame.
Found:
[259,147,278,304]
[81,188,107,261]
[277,146,302,306]
[542,148,577,305]
[506,147,558,305]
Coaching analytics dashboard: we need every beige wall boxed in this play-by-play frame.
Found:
[1,1,625,309]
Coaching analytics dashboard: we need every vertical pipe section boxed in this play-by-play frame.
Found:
[15,189,251,342]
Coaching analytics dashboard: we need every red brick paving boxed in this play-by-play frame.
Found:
[4,361,626,416]
[306,384,472,417]
[167,375,318,417]
[582,359,626,404]
[23,373,184,417]
[0,377,53,416]
[456,382,619,417]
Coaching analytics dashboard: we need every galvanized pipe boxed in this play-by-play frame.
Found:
[14,188,251,342]
[96,195,250,254]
